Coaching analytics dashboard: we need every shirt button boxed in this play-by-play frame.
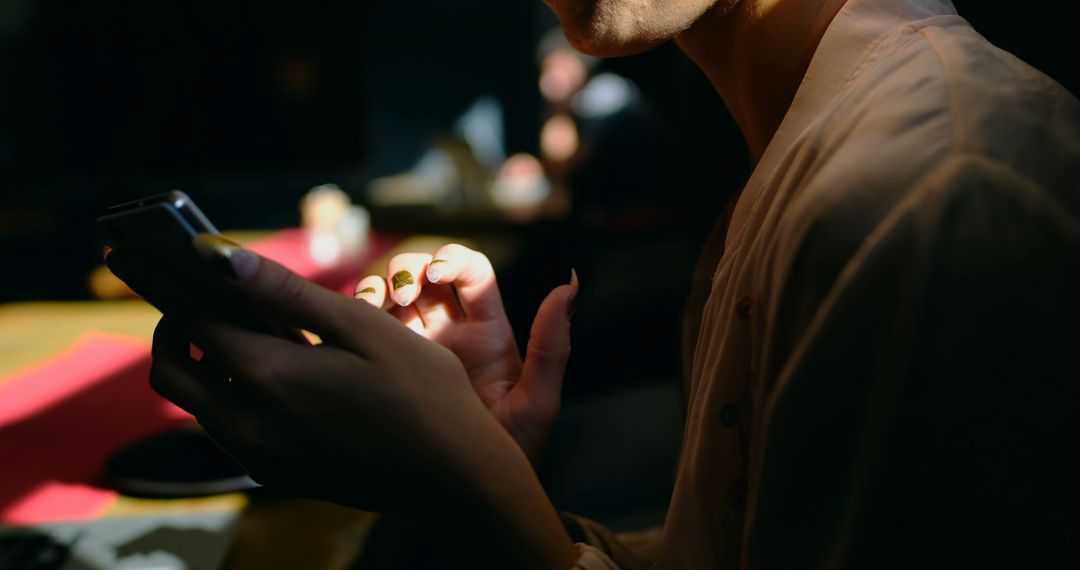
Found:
[719,403,738,427]
[735,295,755,319]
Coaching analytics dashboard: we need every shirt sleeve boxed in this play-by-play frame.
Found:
[561,513,660,570]
[572,544,621,569]
[744,154,1080,568]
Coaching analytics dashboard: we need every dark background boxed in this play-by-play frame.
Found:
[1,1,1074,303]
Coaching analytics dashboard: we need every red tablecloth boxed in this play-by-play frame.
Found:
[0,230,401,525]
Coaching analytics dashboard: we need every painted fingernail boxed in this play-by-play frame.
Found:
[391,270,417,305]
[426,259,448,283]
[354,285,377,304]
[193,234,259,280]
[568,267,579,319]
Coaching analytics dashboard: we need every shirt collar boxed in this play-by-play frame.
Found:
[728,0,958,246]
[786,0,959,138]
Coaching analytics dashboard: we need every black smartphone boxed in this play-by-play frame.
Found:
[98,191,305,342]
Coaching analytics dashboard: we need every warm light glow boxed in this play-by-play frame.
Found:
[540,114,579,163]
[540,49,588,102]
[301,185,369,264]
[491,153,551,210]
[309,231,342,266]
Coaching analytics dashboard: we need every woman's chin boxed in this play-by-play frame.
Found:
[545,0,721,57]
[561,28,670,58]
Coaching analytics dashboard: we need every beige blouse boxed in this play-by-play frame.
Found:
[572,0,1080,567]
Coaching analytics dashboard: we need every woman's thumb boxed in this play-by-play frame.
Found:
[519,270,578,408]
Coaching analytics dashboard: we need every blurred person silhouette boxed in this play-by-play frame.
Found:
[106,0,1080,568]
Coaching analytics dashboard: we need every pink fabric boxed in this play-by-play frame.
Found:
[247,229,403,293]
[0,230,403,525]
[0,332,191,525]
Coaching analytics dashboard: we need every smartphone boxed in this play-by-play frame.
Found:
[98,191,305,342]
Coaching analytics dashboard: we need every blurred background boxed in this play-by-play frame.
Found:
[1,0,1077,565]
[9,1,1074,304]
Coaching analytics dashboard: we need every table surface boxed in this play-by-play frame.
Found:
[0,230,484,568]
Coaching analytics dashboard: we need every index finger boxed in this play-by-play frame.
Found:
[193,234,405,355]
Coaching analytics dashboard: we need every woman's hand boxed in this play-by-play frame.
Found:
[353,244,577,463]
[106,239,577,569]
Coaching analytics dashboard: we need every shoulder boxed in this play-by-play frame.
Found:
[808,12,1080,200]
[785,152,1079,297]
[764,151,1080,369]
[774,15,1080,297]
[759,16,1080,362]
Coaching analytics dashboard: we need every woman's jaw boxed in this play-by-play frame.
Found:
[544,0,741,57]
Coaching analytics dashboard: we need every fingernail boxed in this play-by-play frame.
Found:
[426,259,448,283]
[391,270,417,305]
[354,285,377,304]
[568,267,579,319]
[193,234,259,280]
[103,245,113,261]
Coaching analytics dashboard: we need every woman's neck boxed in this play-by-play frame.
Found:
[676,0,849,165]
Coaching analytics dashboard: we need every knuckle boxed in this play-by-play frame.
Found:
[439,243,473,264]
[463,248,494,274]
[265,266,307,310]
[527,338,571,367]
